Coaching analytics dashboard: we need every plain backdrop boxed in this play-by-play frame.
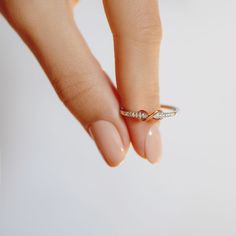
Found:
[1,1,236,235]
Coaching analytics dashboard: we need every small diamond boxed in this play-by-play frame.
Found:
[138,113,141,118]
[154,111,164,119]
[137,110,148,120]
[137,111,142,120]
[142,112,147,119]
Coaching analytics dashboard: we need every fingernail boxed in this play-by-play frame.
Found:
[145,123,162,164]
[89,120,125,167]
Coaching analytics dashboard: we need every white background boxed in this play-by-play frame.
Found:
[1,1,236,235]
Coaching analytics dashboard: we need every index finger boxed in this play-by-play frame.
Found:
[103,0,162,163]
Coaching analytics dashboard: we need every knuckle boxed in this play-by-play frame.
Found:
[51,72,96,107]
[115,17,162,44]
[137,22,162,43]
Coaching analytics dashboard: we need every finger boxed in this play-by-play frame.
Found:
[4,1,130,167]
[103,0,162,163]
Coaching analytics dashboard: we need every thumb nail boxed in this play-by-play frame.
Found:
[89,120,126,167]
[145,123,162,164]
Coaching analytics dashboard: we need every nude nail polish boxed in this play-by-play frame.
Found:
[89,120,125,167]
[145,123,162,164]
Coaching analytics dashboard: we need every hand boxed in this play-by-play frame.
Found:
[0,0,162,166]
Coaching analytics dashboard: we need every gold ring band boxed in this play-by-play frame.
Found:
[120,105,179,121]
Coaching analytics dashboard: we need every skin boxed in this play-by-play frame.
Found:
[0,0,162,167]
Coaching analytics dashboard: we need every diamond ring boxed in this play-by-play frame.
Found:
[120,105,179,121]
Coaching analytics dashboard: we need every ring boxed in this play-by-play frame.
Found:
[120,105,179,121]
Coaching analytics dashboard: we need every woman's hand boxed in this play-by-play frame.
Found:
[0,0,162,166]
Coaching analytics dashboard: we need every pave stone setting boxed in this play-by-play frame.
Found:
[120,105,178,121]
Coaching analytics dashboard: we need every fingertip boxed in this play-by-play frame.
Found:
[88,120,128,167]
[145,123,162,164]
[127,120,162,164]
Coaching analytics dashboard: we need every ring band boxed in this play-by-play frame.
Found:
[120,105,179,121]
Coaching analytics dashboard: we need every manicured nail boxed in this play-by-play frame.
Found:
[145,123,162,164]
[89,120,125,167]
